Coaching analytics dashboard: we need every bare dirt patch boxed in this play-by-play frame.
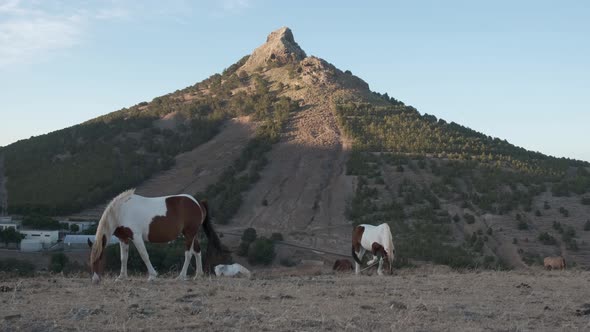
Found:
[136,116,257,198]
[1,268,589,331]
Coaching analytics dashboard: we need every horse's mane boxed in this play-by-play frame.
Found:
[91,188,136,263]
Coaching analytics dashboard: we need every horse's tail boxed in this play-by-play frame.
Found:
[200,200,224,252]
[352,246,362,265]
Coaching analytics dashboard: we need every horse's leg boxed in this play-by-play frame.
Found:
[355,248,365,275]
[377,256,384,276]
[117,241,129,280]
[193,238,204,279]
[178,244,192,281]
[178,236,195,281]
[132,238,158,281]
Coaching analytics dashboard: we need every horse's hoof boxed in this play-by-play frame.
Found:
[177,276,190,281]
[147,275,157,282]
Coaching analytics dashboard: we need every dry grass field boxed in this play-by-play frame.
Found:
[1,266,590,331]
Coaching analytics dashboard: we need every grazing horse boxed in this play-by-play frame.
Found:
[544,256,566,270]
[87,189,223,283]
[352,223,395,276]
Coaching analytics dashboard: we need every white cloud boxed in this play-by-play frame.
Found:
[0,16,82,67]
[0,1,127,68]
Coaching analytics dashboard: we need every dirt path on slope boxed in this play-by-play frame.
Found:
[136,117,256,197]
[230,88,354,255]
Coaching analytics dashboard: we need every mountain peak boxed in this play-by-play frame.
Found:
[242,27,306,71]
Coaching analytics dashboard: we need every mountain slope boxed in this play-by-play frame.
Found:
[2,27,590,269]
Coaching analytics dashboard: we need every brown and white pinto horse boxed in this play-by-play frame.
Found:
[352,223,395,275]
[87,189,223,283]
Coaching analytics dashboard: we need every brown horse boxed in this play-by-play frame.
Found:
[544,256,566,270]
[87,189,224,283]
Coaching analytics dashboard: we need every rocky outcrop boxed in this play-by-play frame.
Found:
[241,27,306,72]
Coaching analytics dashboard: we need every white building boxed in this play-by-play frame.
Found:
[20,239,43,252]
[20,230,59,245]
[0,221,20,231]
[0,216,21,231]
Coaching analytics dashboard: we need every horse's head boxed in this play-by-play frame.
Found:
[87,235,107,284]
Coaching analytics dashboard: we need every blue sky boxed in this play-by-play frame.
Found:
[1,0,588,162]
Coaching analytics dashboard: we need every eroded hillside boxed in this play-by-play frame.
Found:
[3,27,590,270]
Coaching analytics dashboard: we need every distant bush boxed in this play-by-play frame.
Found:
[247,237,275,265]
[49,253,69,273]
[537,232,556,245]
[552,221,564,233]
[241,228,257,243]
[558,207,569,217]
[581,197,590,205]
[0,258,35,276]
[584,220,590,231]
[520,251,543,266]
[237,242,250,257]
[237,228,258,257]
[279,257,297,267]
[270,232,283,242]
[543,201,551,210]
[517,220,529,230]
[562,226,576,242]
[452,214,461,223]
[565,239,579,251]
[463,213,475,224]
[534,210,542,217]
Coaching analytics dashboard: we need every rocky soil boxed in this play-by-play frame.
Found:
[1,267,590,331]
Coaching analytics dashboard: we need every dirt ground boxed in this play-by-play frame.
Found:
[1,266,590,331]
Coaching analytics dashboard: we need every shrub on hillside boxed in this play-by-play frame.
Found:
[558,207,569,217]
[270,232,283,242]
[247,237,275,265]
[517,220,529,230]
[241,228,257,243]
[552,221,564,233]
[279,257,297,267]
[537,232,556,245]
[463,213,475,224]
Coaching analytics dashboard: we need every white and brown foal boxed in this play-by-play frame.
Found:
[352,223,395,276]
[88,189,223,283]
